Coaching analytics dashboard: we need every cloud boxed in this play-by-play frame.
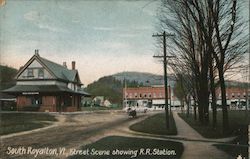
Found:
[133,25,152,30]
[72,19,80,23]
[24,11,40,21]
[37,23,67,33]
[93,27,115,31]
[100,41,129,50]
[24,11,66,33]
[118,34,137,38]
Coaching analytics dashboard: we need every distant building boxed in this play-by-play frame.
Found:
[82,97,93,107]
[103,99,112,107]
[3,51,90,112]
[123,85,250,110]
[93,96,104,106]
[123,86,181,108]
[215,87,250,109]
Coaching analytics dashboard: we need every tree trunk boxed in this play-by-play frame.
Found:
[210,70,217,128]
[200,72,209,125]
[197,95,204,123]
[181,100,184,113]
[194,99,197,120]
[209,52,217,127]
[186,96,190,117]
[218,65,229,133]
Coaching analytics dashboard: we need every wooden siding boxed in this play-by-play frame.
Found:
[16,95,80,112]
[16,96,29,110]
[39,96,56,112]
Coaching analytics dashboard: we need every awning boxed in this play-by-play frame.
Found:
[2,85,90,96]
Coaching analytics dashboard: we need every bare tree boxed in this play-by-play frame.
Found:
[208,0,248,132]
[157,0,248,130]
[158,0,210,124]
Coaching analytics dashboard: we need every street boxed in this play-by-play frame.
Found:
[0,111,157,159]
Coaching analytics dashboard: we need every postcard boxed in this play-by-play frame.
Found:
[0,0,249,159]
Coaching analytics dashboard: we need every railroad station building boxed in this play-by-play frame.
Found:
[3,50,90,112]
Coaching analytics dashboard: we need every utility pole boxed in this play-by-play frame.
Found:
[169,85,172,112]
[247,37,250,111]
[123,78,127,109]
[153,31,174,129]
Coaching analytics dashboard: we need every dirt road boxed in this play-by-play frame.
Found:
[0,111,157,159]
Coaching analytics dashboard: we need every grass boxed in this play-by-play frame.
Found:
[178,110,250,138]
[215,138,249,159]
[0,113,57,135]
[129,112,177,135]
[179,110,250,158]
[68,136,184,159]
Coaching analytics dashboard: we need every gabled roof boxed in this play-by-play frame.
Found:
[16,53,82,84]
[39,56,80,83]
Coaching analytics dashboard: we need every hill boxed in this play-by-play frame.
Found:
[225,80,250,88]
[0,65,18,90]
[85,71,176,104]
[85,76,123,104]
[85,75,145,104]
[112,71,176,86]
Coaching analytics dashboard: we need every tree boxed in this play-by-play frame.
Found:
[158,0,210,124]
[157,0,248,130]
[173,76,185,109]
[0,65,18,90]
[208,0,248,132]
[184,0,248,132]
[173,73,193,117]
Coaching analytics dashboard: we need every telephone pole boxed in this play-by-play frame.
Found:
[153,31,174,129]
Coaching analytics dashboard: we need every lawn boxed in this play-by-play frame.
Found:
[178,110,249,138]
[68,136,184,159]
[179,110,250,158]
[129,112,177,135]
[0,113,57,135]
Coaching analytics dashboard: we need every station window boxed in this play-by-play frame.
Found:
[27,68,34,77]
[38,68,44,78]
[29,96,42,106]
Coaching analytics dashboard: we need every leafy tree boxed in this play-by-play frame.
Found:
[0,65,18,90]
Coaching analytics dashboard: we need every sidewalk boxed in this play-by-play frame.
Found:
[172,112,234,159]
[173,112,203,140]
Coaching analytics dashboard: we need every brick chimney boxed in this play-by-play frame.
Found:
[34,49,39,56]
[72,61,76,70]
[63,62,67,68]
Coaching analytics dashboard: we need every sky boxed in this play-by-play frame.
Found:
[0,0,249,85]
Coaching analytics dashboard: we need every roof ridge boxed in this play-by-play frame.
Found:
[39,56,68,70]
